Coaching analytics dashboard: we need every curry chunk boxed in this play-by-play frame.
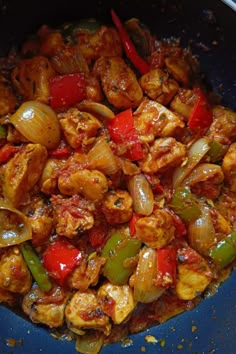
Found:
[176,246,212,300]
[68,254,106,290]
[22,197,53,246]
[98,283,136,325]
[165,56,191,86]
[22,285,68,328]
[0,246,32,294]
[11,56,55,103]
[222,143,236,193]
[207,106,236,144]
[78,26,122,63]
[51,194,94,238]
[59,107,102,149]
[94,56,143,109]
[102,190,133,225]
[58,168,108,202]
[135,209,175,248]
[139,68,179,105]
[134,99,185,143]
[3,144,48,206]
[40,158,66,195]
[139,137,186,174]
[65,290,111,335]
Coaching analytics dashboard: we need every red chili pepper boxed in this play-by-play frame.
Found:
[42,238,82,285]
[0,144,20,164]
[111,9,150,75]
[188,88,213,130]
[107,108,144,161]
[156,246,177,288]
[49,73,86,109]
[129,212,141,237]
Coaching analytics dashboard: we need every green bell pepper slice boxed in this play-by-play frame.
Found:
[170,187,201,223]
[20,242,53,292]
[101,231,141,285]
[210,231,236,269]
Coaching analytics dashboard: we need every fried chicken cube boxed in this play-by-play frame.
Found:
[94,56,143,109]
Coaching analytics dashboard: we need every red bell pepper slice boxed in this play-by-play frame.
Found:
[188,88,213,130]
[0,144,20,164]
[107,108,144,161]
[42,238,82,285]
[49,146,71,158]
[49,73,86,109]
[111,9,150,75]
[129,212,141,237]
[155,246,177,288]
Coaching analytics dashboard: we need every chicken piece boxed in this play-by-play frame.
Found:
[40,158,66,195]
[185,163,224,200]
[50,44,89,74]
[207,106,236,144]
[11,56,55,103]
[58,168,108,202]
[176,246,212,300]
[170,88,196,119]
[165,56,191,86]
[65,290,111,335]
[77,26,122,63]
[22,285,68,328]
[222,143,236,193]
[50,194,94,238]
[59,107,102,149]
[215,188,236,230]
[102,190,133,225]
[0,74,17,116]
[139,68,179,105]
[139,137,186,174]
[68,254,106,290]
[85,74,104,102]
[211,208,231,236]
[0,246,32,294]
[40,31,65,57]
[98,283,136,325]
[21,197,53,246]
[2,144,47,206]
[133,99,185,143]
[94,56,143,109]
[135,208,175,248]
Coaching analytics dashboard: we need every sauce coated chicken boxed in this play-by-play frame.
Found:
[0,10,235,354]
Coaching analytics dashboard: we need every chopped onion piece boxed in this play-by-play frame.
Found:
[87,137,120,175]
[10,101,61,149]
[75,331,104,354]
[188,205,216,256]
[127,173,154,216]
[76,100,115,120]
[0,201,32,247]
[183,163,224,187]
[173,137,210,188]
[134,247,164,303]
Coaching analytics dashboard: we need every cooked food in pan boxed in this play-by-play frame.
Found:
[0,9,235,353]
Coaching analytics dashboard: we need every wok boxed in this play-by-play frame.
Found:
[0,0,235,353]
